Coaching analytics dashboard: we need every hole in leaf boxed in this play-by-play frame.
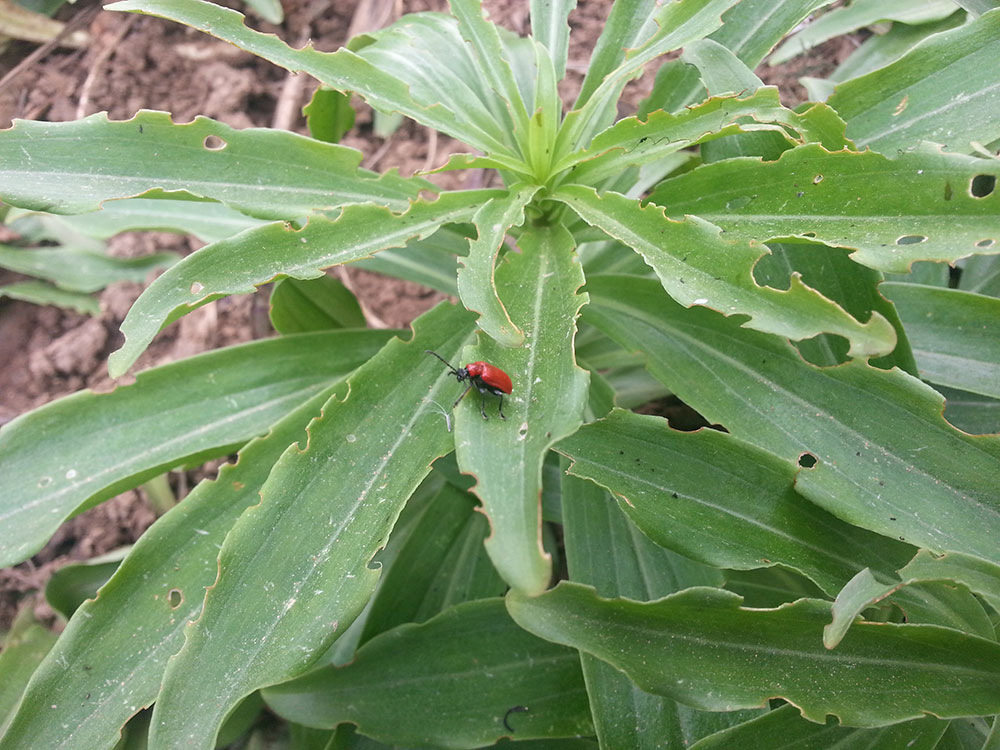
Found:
[976,238,996,248]
[726,195,755,210]
[190,281,204,295]
[971,174,996,198]
[896,235,927,246]
[203,134,227,150]
[798,452,818,468]
[167,589,183,609]
[812,174,823,184]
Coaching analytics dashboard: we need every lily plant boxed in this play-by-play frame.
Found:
[1,0,1000,748]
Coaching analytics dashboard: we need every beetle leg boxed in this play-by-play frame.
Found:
[480,390,489,420]
[497,394,506,420]
[452,383,474,410]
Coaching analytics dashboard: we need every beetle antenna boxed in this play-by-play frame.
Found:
[424,349,460,375]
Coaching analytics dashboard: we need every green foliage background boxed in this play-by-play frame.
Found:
[1,0,999,748]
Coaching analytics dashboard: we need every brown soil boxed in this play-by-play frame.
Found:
[0,0,847,631]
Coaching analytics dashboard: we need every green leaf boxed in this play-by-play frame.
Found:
[0,387,337,750]
[243,0,281,24]
[679,38,763,96]
[709,0,833,69]
[561,474,750,749]
[0,0,80,45]
[303,87,356,144]
[351,226,467,296]
[0,329,394,567]
[638,0,834,115]
[557,186,896,357]
[583,276,1000,564]
[44,549,126,619]
[754,242,917,375]
[0,609,57,737]
[830,13,967,84]
[0,244,178,293]
[456,185,538,346]
[0,111,425,220]
[689,704,950,750]
[530,0,576,78]
[268,275,366,333]
[109,0,515,156]
[960,252,1000,296]
[527,41,561,178]
[146,304,474,749]
[557,409,914,595]
[562,472,724,600]
[507,582,1000,727]
[770,0,958,65]
[828,9,1000,153]
[358,482,505,642]
[356,11,525,156]
[17,198,269,244]
[722,568,829,609]
[646,144,1000,273]
[938,385,1000,435]
[450,0,531,145]
[215,693,266,749]
[955,0,1000,16]
[881,282,1000,398]
[563,0,741,150]
[455,224,589,594]
[108,189,497,377]
[826,550,1000,648]
[562,88,847,184]
[885,259,951,287]
[263,599,592,748]
[0,281,100,315]
[574,0,658,110]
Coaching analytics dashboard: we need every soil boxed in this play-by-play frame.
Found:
[0,0,848,631]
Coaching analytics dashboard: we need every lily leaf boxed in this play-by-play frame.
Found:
[0,330,394,567]
[456,185,538,347]
[881,282,1000,399]
[530,0,576,78]
[263,599,592,748]
[0,111,425,220]
[557,185,896,357]
[507,582,1000,727]
[560,474,754,749]
[108,189,499,377]
[455,223,589,594]
[561,88,848,184]
[108,0,518,156]
[0,387,338,750]
[556,409,915,596]
[0,244,177,294]
[562,0,741,150]
[825,550,1000,648]
[689,704,949,750]
[0,609,58,738]
[146,304,473,749]
[770,0,958,65]
[646,144,1000,273]
[583,275,1000,565]
[21,198,270,244]
[0,281,100,315]
[828,8,1000,153]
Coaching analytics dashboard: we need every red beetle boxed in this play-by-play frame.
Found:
[425,350,512,420]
